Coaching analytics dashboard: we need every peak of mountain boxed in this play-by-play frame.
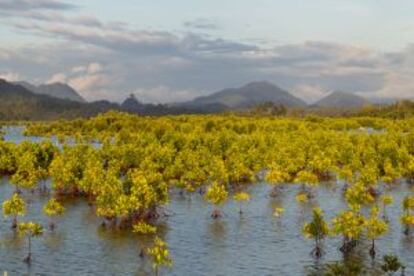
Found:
[37,82,86,103]
[186,81,306,109]
[14,81,85,103]
[313,91,369,108]
[121,94,145,112]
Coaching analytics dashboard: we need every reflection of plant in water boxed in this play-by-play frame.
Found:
[233,191,250,215]
[295,170,318,199]
[273,207,285,218]
[380,194,393,220]
[266,165,290,197]
[322,260,364,276]
[303,207,329,258]
[401,195,414,235]
[381,254,405,275]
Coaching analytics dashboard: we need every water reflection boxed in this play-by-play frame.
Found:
[208,220,227,243]
[43,232,65,250]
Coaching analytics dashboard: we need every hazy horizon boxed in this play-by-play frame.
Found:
[1,0,413,103]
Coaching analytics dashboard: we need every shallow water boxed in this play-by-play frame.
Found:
[1,180,413,276]
[0,127,413,275]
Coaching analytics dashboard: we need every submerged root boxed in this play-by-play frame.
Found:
[11,217,17,230]
[139,248,145,258]
[369,246,376,259]
[269,186,283,198]
[49,222,56,232]
[311,245,324,259]
[23,253,32,265]
[339,239,357,255]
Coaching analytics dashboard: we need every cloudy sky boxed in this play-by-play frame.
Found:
[0,0,413,103]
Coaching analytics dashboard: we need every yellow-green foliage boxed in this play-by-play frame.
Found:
[43,198,65,217]
[365,206,388,241]
[331,210,365,240]
[233,192,250,202]
[147,237,173,270]
[205,182,228,206]
[401,196,414,227]
[132,221,157,235]
[3,111,414,261]
[18,221,43,237]
[3,193,26,218]
[303,208,329,241]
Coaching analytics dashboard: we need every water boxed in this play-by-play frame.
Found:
[1,180,413,275]
[2,126,53,144]
[0,127,413,275]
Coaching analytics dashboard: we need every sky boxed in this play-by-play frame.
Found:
[0,0,414,103]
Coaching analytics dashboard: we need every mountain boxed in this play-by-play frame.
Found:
[313,91,369,108]
[121,94,145,112]
[14,81,85,103]
[183,81,306,109]
[0,79,219,120]
[0,78,129,120]
[0,79,90,120]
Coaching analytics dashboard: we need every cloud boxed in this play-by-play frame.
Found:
[291,84,329,104]
[0,0,76,11]
[134,86,196,104]
[69,74,111,95]
[10,21,255,57]
[87,63,103,74]
[42,62,112,100]
[46,73,67,84]
[183,18,219,30]
[71,62,103,74]
[1,5,414,103]
[0,71,20,82]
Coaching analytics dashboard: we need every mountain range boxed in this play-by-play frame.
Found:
[0,79,208,120]
[0,78,400,120]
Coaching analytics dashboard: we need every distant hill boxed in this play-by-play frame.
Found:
[0,79,220,120]
[183,81,306,109]
[0,79,119,120]
[121,94,145,112]
[15,81,85,103]
[313,91,369,108]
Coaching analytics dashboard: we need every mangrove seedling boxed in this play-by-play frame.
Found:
[132,221,157,258]
[303,207,329,258]
[43,198,65,231]
[204,182,228,219]
[364,206,388,259]
[2,193,26,229]
[147,236,173,276]
[17,222,43,264]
